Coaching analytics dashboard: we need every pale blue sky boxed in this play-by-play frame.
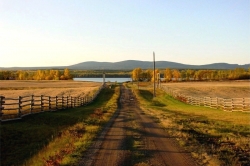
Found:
[0,0,249,67]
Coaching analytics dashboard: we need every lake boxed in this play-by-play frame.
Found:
[73,78,132,83]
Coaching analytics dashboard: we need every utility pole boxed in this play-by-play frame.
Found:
[153,52,156,97]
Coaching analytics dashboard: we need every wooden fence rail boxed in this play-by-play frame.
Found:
[0,86,103,122]
[161,86,250,112]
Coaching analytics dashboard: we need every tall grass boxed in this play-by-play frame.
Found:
[0,85,120,166]
[131,84,250,166]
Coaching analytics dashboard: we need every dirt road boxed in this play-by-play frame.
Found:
[79,85,197,166]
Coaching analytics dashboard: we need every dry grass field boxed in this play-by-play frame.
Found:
[161,80,250,98]
[0,80,102,98]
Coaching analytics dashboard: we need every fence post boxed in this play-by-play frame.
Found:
[70,96,73,108]
[216,97,218,109]
[231,98,234,111]
[40,95,43,112]
[66,96,68,108]
[225,98,228,111]
[62,96,64,109]
[0,96,5,117]
[48,96,51,110]
[243,98,245,111]
[18,96,22,118]
[30,95,34,114]
[74,97,76,107]
[56,96,58,110]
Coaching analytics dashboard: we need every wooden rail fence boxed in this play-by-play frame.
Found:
[161,86,250,112]
[0,86,103,122]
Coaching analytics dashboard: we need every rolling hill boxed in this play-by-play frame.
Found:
[1,60,249,70]
[68,60,249,70]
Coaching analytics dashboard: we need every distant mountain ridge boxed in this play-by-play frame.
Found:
[64,60,250,70]
[1,60,249,70]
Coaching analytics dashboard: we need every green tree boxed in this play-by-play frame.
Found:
[140,69,152,82]
[186,69,195,81]
[194,70,206,80]
[180,70,186,81]
[1,71,13,80]
[228,68,247,80]
[210,70,218,80]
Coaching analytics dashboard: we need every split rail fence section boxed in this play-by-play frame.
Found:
[161,86,250,112]
[0,86,103,122]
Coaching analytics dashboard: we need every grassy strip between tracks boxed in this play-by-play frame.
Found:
[129,83,250,166]
[0,85,120,166]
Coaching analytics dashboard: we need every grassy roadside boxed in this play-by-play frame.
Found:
[129,84,250,166]
[0,85,120,166]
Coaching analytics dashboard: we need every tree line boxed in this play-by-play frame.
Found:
[0,68,72,80]
[73,69,131,78]
[1,67,249,81]
[131,67,250,82]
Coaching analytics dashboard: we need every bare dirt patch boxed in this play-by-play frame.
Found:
[161,81,250,98]
[0,80,102,98]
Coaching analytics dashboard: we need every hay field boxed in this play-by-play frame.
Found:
[0,80,102,98]
[161,80,250,98]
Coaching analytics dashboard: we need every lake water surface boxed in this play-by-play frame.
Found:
[73,78,131,83]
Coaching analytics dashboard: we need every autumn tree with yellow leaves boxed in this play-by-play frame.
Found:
[164,68,172,82]
[0,68,73,80]
[132,68,142,81]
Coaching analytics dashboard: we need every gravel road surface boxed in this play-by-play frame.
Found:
[79,85,197,166]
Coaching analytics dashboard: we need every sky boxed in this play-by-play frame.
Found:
[0,0,249,67]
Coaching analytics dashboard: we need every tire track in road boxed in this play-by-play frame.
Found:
[133,105,196,166]
[128,87,197,166]
[79,85,131,166]
[79,85,197,166]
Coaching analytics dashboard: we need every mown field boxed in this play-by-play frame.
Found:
[2,80,248,100]
[0,80,102,98]
[161,80,250,98]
